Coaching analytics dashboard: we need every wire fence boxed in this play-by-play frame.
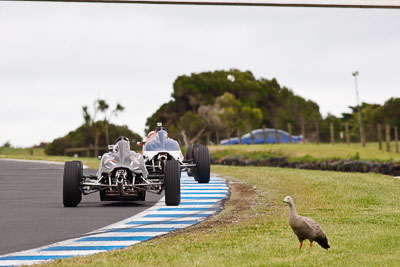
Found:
[213,122,399,153]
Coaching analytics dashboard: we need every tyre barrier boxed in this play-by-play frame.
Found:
[0,172,228,267]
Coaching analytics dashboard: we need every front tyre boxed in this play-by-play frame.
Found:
[194,145,210,183]
[63,161,83,207]
[73,160,83,203]
[164,160,181,206]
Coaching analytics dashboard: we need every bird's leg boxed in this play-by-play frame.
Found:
[299,242,303,250]
[310,242,313,249]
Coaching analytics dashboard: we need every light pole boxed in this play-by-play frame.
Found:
[352,71,364,146]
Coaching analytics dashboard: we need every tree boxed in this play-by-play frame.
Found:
[1,141,11,148]
[241,105,263,143]
[320,114,342,143]
[145,69,321,142]
[197,102,226,145]
[178,111,206,147]
[341,100,400,142]
[82,99,125,155]
[82,99,103,156]
[45,122,141,156]
[104,103,125,145]
[217,93,239,142]
[215,93,262,144]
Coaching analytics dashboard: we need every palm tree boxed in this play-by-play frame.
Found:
[82,99,125,156]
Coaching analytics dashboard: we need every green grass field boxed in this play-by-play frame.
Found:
[37,165,400,267]
[209,142,400,163]
[0,147,46,156]
[0,147,99,169]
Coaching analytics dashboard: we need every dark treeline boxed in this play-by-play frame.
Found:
[341,100,400,142]
[45,122,142,156]
[146,69,400,146]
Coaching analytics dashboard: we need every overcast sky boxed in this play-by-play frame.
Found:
[0,2,399,147]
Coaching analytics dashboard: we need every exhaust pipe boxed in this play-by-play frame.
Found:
[117,180,124,197]
[116,169,126,197]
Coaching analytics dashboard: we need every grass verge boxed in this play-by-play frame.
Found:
[37,165,400,267]
[209,142,400,163]
[0,148,99,169]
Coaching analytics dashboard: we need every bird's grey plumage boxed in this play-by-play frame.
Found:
[283,196,330,250]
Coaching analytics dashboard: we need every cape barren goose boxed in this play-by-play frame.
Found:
[283,196,330,250]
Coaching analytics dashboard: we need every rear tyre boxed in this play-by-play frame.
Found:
[186,144,194,160]
[187,144,201,180]
[164,160,181,206]
[63,161,83,207]
[187,144,203,160]
[194,145,210,183]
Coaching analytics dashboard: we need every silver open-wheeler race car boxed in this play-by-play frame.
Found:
[62,123,210,207]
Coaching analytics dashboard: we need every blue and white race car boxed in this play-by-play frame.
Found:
[141,123,210,205]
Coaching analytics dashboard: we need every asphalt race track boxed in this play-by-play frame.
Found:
[0,159,163,255]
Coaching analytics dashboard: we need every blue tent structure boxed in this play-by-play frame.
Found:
[220,128,303,145]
